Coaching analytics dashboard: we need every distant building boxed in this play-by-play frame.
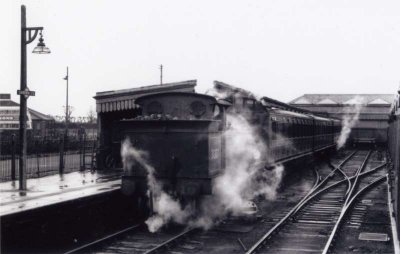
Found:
[0,93,54,137]
[289,94,396,143]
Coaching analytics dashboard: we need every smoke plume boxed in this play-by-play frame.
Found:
[336,96,364,149]
[120,113,285,232]
[121,139,192,232]
[214,114,283,210]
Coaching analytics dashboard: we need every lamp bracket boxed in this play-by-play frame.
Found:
[23,27,43,45]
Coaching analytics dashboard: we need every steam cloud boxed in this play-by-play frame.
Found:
[336,96,363,149]
[121,139,192,232]
[120,111,285,232]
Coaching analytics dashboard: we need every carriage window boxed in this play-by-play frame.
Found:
[288,123,293,137]
[277,122,282,136]
[292,123,296,137]
[272,121,277,139]
[281,122,286,136]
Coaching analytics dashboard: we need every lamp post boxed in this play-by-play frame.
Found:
[18,5,50,191]
[64,67,69,136]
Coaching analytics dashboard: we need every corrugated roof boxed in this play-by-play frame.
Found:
[289,94,395,105]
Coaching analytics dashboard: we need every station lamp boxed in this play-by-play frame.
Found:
[32,31,51,54]
[18,5,51,191]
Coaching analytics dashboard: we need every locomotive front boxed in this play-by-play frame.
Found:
[120,92,225,200]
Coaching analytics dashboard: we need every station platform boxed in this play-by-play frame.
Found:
[0,170,123,217]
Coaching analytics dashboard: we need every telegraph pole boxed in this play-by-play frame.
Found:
[160,64,163,85]
[64,67,69,135]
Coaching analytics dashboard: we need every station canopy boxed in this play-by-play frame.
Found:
[94,80,197,113]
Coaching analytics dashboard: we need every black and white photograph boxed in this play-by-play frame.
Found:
[1,1,400,253]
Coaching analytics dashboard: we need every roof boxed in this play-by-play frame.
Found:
[271,109,312,119]
[29,108,54,121]
[290,94,395,105]
[94,80,197,113]
[95,80,197,99]
[317,98,337,104]
[0,94,54,121]
[0,94,11,100]
[0,100,19,107]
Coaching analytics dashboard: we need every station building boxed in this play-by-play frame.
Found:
[289,94,396,144]
[94,80,197,169]
[0,93,54,137]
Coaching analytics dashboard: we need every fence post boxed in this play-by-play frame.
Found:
[36,139,40,176]
[79,132,84,170]
[82,134,86,171]
[59,136,64,174]
[11,134,16,181]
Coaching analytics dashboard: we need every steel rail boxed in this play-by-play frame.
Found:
[245,160,386,254]
[322,174,387,254]
[245,151,358,254]
[292,150,360,215]
[307,150,357,195]
[64,224,141,254]
[293,154,378,216]
[144,228,197,254]
[330,150,370,198]
[343,150,371,207]
[329,162,352,197]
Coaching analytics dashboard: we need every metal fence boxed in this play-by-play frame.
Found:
[0,134,96,182]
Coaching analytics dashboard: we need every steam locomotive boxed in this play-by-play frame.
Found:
[115,82,341,205]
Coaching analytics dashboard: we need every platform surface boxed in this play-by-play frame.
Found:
[0,170,123,217]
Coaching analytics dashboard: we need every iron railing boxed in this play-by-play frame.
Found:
[0,134,97,182]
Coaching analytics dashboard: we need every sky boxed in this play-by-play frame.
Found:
[1,0,399,117]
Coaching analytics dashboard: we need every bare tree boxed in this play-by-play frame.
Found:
[63,105,74,122]
[87,107,97,123]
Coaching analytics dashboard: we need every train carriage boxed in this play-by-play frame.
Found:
[268,109,314,162]
[312,115,334,151]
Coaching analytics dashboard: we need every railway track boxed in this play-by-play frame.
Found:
[63,152,321,254]
[245,149,389,254]
[64,149,391,254]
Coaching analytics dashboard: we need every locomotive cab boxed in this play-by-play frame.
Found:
[120,92,225,200]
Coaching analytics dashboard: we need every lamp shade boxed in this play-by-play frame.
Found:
[32,35,50,54]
